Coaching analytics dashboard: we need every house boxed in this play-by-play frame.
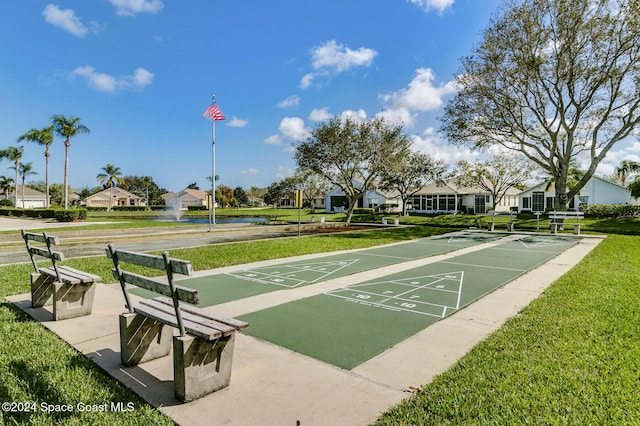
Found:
[1,185,48,208]
[162,189,209,210]
[323,180,521,215]
[85,187,144,209]
[324,186,399,212]
[406,181,519,215]
[518,176,637,212]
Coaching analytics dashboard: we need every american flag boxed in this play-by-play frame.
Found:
[203,103,226,121]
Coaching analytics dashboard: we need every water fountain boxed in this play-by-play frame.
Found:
[164,199,184,222]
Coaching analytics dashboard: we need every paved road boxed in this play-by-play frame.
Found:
[0,217,368,265]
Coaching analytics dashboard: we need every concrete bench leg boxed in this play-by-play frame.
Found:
[31,272,54,308]
[173,333,237,402]
[487,221,494,231]
[53,281,96,320]
[550,223,558,234]
[507,222,514,232]
[30,273,96,320]
[573,224,581,235]
[119,313,173,366]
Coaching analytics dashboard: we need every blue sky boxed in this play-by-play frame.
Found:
[1,0,635,193]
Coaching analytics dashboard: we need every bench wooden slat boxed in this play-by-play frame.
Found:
[149,297,247,334]
[153,296,249,331]
[106,249,193,276]
[22,232,59,245]
[58,266,100,282]
[111,269,199,304]
[134,302,223,340]
[28,247,65,262]
[140,298,236,337]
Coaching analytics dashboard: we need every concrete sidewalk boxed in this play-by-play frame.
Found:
[7,233,603,425]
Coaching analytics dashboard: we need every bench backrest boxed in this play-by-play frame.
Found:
[106,244,195,336]
[21,229,65,281]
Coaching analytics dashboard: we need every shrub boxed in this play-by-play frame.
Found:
[187,205,208,211]
[112,206,147,211]
[353,208,375,215]
[584,204,640,218]
[0,199,13,207]
[54,209,79,222]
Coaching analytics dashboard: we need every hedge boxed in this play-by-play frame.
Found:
[583,204,640,218]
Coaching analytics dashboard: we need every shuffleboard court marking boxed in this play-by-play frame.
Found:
[439,260,527,272]
[325,271,465,318]
[226,258,361,288]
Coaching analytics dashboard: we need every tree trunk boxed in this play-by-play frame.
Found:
[63,139,70,209]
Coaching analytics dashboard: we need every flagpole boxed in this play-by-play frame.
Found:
[209,96,216,231]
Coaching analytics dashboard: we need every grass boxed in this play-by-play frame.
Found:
[373,234,640,425]
[0,226,451,425]
[2,214,640,424]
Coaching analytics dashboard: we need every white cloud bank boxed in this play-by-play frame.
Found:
[407,0,455,13]
[301,40,378,89]
[43,4,99,37]
[71,66,154,92]
[106,0,164,16]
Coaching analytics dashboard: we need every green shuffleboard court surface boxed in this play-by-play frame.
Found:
[240,235,581,370]
[131,231,503,307]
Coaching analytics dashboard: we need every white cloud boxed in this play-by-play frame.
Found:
[311,40,378,72]
[592,140,640,178]
[70,66,154,92]
[340,109,368,122]
[407,0,455,13]
[308,107,332,122]
[274,166,294,181]
[43,4,88,37]
[264,134,282,145]
[412,127,479,166]
[378,68,456,127]
[277,95,300,108]
[106,0,164,16]
[241,168,258,176]
[279,117,310,140]
[301,40,377,89]
[228,117,248,128]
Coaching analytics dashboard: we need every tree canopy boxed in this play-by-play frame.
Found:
[295,116,411,223]
[440,0,640,211]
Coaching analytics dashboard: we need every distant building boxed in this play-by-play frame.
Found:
[85,187,144,209]
[1,185,48,208]
[518,176,637,212]
[162,189,209,210]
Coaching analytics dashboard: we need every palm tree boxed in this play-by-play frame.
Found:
[13,162,38,208]
[97,164,124,211]
[628,177,640,199]
[0,146,24,205]
[17,126,54,207]
[0,175,14,200]
[614,160,640,186]
[51,115,90,209]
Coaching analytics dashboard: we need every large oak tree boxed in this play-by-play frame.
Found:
[440,0,640,211]
[294,116,411,223]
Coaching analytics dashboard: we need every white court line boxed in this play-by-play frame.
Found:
[439,261,526,272]
[357,252,414,260]
[455,271,464,309]
[324,292,446,318]
[376,277,447,305]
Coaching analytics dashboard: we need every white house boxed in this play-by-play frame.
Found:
[162,189,209,210]
[324,186,400,212]
[2,185,48,208]
[407,181,520,214]
[518,176,635,212]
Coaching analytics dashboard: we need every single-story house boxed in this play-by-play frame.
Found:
[85,187,144,209]
[163,189,209,210]
[518,176,636,212]
[1,185,49,208]
[406,181,519,215]
[324,186,399,212]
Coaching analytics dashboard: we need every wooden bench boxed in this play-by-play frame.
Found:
[21,229,100,320]
[106,244,249,402]
[548,211,584,234]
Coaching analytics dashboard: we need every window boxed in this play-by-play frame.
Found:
[523,197,531,209]
[532,192,544,212]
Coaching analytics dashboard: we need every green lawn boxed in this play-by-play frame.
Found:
[1,219,639,424]
[374,234,640,425]
[0,225,450,425]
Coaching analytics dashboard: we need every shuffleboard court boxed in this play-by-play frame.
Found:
[239,235,582,370]
[131,231,504,306]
